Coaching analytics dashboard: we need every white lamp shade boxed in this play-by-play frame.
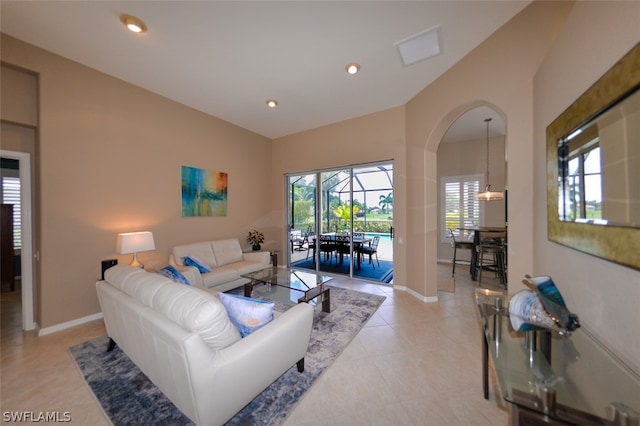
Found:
[116,231,155,254]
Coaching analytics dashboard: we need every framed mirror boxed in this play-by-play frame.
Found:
[547,42,640,271]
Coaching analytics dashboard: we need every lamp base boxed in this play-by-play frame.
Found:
[129,253,144,269]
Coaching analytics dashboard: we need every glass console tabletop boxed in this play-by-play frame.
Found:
[241,267,333,312]
[475,288,639,425]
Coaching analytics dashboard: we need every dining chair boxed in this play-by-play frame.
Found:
[448,228,474,277]
[350,232,365,267]
[334,234,351,263]
[318,234,336,264]
[475,231,507,286]
[357,235,380,269]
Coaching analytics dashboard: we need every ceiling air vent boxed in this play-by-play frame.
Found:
[395,25,441,66]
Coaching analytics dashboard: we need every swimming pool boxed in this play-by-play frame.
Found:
[363,233,393,261]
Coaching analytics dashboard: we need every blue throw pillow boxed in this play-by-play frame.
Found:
[158,265,191,286]
[219,292,275,338]
[183,256,212,273]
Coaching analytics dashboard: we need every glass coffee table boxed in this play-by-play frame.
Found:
[241,267,333,313]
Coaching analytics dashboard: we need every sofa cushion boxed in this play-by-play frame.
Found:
[105,265,166,307]
[211,239,243,267]
[219,292,275,337]
[158,265,191,285]
[152,284,241,350]
[225,260,269,275]
[103,264,146,288]
[201,266,241,287]
[173,241,217,268]
[105,265,239,350]
[183,256,212,273]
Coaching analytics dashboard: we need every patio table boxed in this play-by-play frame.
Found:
[320,233,371,268]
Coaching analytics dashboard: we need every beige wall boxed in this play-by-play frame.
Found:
[405,1,574,299]
[1,35,273,328]
[271,107,407,286]
[533,1,640,373]
[1,64,38,127]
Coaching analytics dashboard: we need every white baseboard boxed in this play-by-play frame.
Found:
[38,312,104,336]
[394,285,438,303]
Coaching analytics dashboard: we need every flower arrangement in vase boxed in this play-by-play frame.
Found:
[247,230,265,251]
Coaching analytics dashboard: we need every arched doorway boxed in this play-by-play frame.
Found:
[436,105,507,289]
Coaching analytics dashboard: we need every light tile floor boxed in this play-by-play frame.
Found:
[0,264,508,425]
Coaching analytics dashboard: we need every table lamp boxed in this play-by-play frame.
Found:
[116,231,155,268]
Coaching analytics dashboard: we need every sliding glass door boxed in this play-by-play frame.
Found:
[287,162,394,284]
[287,173,316,260]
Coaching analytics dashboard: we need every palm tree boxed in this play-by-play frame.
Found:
[378,192,393,214]
[333,203,359,228]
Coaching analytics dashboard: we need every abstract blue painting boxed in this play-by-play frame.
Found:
[181,166,228,217]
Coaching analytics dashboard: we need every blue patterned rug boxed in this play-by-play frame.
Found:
[69,285,385,426]
[291,257,394,283]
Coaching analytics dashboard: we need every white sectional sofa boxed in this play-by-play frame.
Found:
[170,238,270,292]
[97,265,314,426]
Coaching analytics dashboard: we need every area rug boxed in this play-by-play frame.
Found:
[291,257,394,283]
[69,286,385,426]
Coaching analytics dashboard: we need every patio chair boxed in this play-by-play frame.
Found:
[357,235,380,269]
[334,234,351,263]
[318,234,336,265]
[305,233,317,260]
[292,226,311,252]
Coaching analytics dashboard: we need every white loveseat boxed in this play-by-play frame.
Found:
[170,238,270,292]
[97,265,314,426]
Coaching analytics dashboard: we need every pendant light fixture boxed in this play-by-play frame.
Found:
[476,117,504,201]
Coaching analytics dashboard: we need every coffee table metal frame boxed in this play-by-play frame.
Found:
[242,267,332,313]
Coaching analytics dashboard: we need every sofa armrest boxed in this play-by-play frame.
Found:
[215,302,313,382]
[180,266,204,288]
[188,302,314,424]
[169,254,205,288]
[168,253,180,267]
[242,251,270,265]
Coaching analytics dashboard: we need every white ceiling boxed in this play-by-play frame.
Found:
[1,1,525,140]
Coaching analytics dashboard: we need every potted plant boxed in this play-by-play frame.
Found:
[247,230,265,251]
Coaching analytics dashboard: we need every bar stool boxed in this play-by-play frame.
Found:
[448,228,474,277]
[476,231,507,286]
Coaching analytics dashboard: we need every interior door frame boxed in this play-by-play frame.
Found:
[1,149,36,330]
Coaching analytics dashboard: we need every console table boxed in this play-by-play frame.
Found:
[475,288,639,425]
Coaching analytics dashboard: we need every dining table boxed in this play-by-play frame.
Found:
[319,233,372,269]
[457,226,507,281]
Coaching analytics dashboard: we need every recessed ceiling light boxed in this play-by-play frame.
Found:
[266,99,278,108]
[120,14,147,34]
[345,63,360,75]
